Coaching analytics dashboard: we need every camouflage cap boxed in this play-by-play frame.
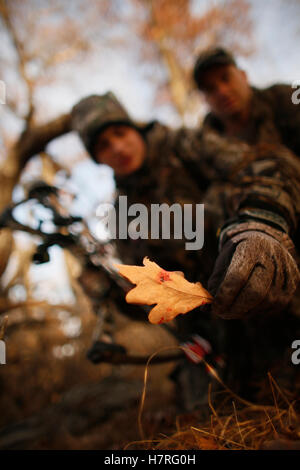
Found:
[71,92,137,159]
[193,47,236,88]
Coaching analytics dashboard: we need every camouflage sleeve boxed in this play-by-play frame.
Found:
[146,122,300,241]
[145,122,208,202]
[186,130,300,245]
[222,143,300,241]
[146,122,249,188]
[172,126,300,239]
[264,84,300,157]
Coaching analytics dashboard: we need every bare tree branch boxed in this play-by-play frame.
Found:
[0,0,35,125]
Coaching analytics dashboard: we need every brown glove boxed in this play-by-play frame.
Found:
[208,221,300,319]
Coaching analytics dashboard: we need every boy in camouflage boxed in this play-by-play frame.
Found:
[72,92,300,408]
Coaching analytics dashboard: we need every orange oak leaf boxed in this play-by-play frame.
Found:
[115,257,213,324]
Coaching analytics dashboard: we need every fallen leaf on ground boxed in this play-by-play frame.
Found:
[115,257,213,324]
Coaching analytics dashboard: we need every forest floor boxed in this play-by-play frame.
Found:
[1,308,300,450]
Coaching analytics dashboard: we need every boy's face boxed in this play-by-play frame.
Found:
[93,124,146,176]
[199,64,252,120]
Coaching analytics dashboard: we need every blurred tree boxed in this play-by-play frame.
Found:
[0,0,117,300]
[130,0,253,124]
[0,0,112,372]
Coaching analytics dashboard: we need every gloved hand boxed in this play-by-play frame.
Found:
[208,221,300,319]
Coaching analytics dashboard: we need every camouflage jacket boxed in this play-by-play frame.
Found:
[202,84,300,157]
[168,125,300,242]
[113,119,300,282]
[114,123,213,282]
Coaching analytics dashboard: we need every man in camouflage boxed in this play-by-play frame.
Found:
[71,92,300,409]
[193,47,300,156]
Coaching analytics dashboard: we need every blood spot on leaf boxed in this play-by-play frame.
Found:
[158,270,170,283]
[115,257,213,324]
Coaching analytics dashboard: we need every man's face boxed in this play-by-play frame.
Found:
[93,124,146,176]
[199,64,252,120]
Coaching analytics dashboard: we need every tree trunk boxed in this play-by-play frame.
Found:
[0,113,71,278]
